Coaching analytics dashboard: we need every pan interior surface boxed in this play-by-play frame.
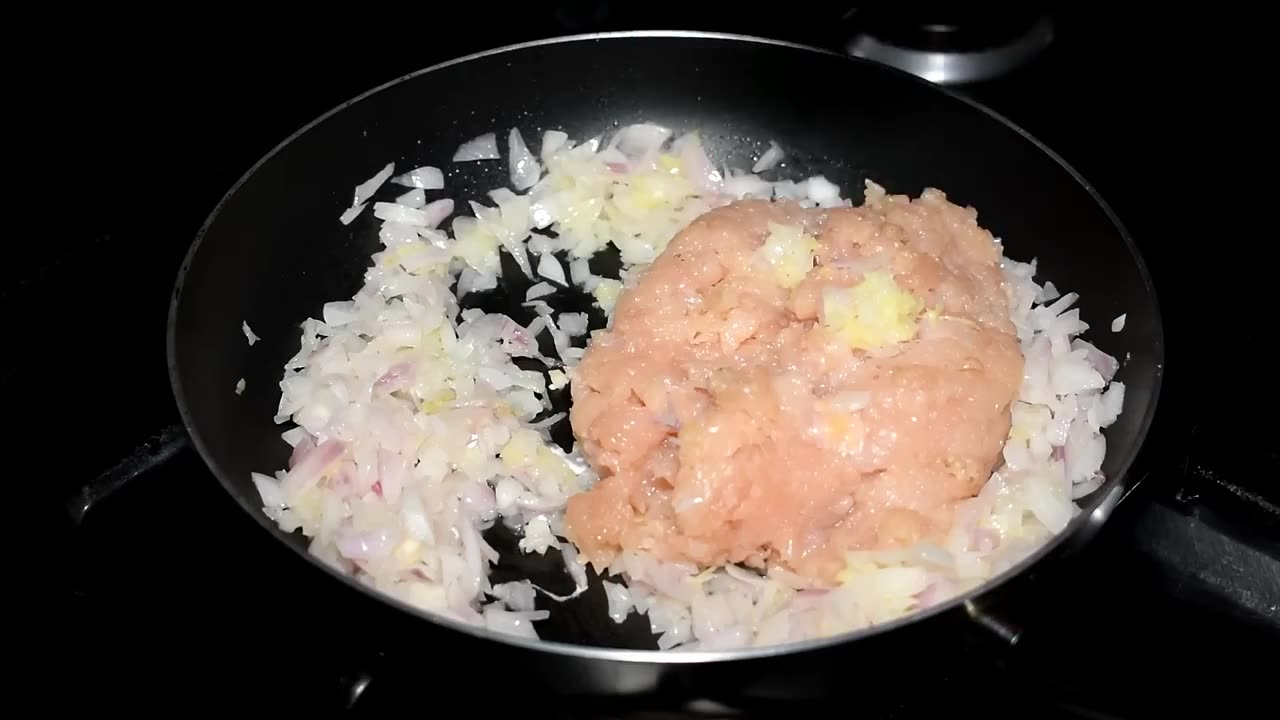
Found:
[168,33,1162,657]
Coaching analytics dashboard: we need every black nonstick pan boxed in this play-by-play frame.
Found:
[167,31,1163,699]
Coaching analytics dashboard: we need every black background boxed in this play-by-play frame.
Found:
[24,5,1274,715]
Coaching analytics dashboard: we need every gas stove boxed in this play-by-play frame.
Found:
[31,6,1276,717]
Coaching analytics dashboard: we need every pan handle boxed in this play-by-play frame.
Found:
[66,423,190,524]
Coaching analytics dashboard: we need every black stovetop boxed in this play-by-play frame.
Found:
[29,7,1277,716]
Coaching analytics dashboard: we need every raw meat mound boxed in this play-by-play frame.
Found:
[565,187,1024,583]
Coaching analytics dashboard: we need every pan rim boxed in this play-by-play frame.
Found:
[166,29,1165,664]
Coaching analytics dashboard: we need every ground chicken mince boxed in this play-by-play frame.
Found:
[565,186,1024,583]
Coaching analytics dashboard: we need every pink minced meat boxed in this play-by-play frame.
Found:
[565,189,1023,583]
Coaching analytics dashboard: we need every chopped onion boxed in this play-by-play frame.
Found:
[523,299,553,316]
[558,312,588,337]
[460,480,497,519]
[528,411,566,430]
[771,180,806,200]
[673,132,723,193]
[560,543,590,594]
[491,580,538,612]
[352,162,394,207]
[1064,418,1106,486]
[242,321,259,346]
[494,477,524,513]
[1072,472,1107,499]
[1111,313,1127,332]
[509,128,541,191]
[526,282,556,301]
[969,528,1001,553]
[483,607,547,639]
[337,526,396,561]
[395,188,426,208]
[527,232,556,255]
[339,203,367,225]
[724,173,772,199]
[322,301,358,327]
[519,515,559,554]
[1091,382,1125,429]
[805,176,842,207]
[1050,354,1106,396]
[525,316,546,340]
[378,221,418,247]
[489,187,516,206]
[752,140,785,173]
[280,427,308,447]
[607,123,672,168]
[392,166,444,190]
[541,130,568,160]
[1072,339,1119,382]
[457,267,498,297]
[568,258,591,285]
[251,472,287,509]
[420,198,454,229]
[235,378,246,395]
[1037,292,1080,327]
[373,202,437,227]
[537,253,567,285]
[548,369,568,391]
[453,133,500,161]
[602,580,634,623]
[401,493,434,544]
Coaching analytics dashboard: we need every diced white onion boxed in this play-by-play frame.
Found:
[251,472,287,509]
[508,128,541,191]
[602,580,634,623]
[322,301,358,327]
[242,321,259,346]
[752,140,785,173]
[339,203,367,225]
[537,253,566,285]
[392,166,444,190]
[373,202,434,226]
[558,312,588,337]
[453,133,500,161]
[352,162,394,206]
[526,282,556,301]
[395,188,426,208]
[541,130,568,160]
[421,198,454,229]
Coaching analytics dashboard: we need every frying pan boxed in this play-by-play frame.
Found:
[167,31,1163,699]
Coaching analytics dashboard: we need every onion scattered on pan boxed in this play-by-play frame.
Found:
[526,282,556,301]
[395,188,426,209]
[254,121,1128,647]
[242,321,259,346]
[454,132,500,161]
[339,203,367,225]
[353,162,395,206]
[752,140,785,173]
[392,165,444,190]
[508,128,542,190]
[537,253,567,286]
[340,162,395,223]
